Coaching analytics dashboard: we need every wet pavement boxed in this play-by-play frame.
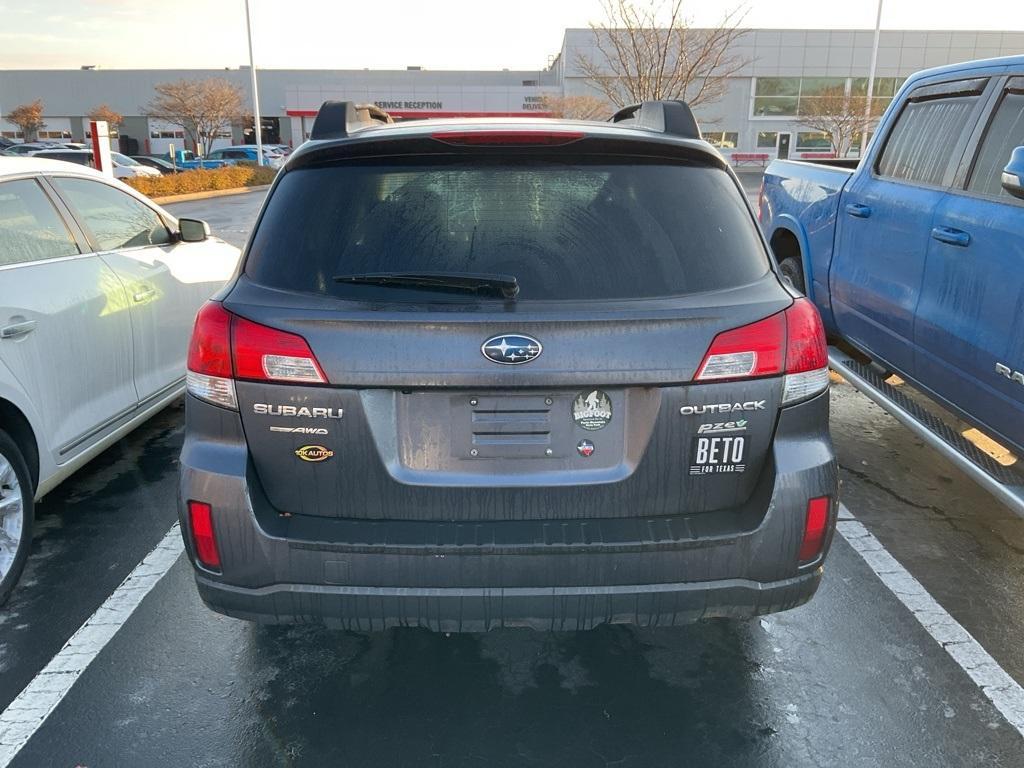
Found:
[1,189,1022,767]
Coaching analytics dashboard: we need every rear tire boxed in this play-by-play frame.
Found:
[0,429,34,605]
[779,257,806,294]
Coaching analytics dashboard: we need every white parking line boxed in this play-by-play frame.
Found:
[838,505,1024,738]
[0,524,183,766]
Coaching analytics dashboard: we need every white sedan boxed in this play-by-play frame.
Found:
[0,156,240,601]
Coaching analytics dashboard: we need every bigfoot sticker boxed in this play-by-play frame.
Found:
[572,390,613,431]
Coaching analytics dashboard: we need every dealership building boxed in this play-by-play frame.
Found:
[1,28,1021,159]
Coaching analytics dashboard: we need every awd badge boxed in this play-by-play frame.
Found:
[295,445,334,463]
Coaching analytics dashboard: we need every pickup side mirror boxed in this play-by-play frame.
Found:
[178,218,210,243]
[1001,146,1024,200]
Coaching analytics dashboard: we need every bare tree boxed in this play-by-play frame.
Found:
[796,86,881,157]
[575,0,749,109]
[539,94,611,120]
[144,78,245,156]
[6,100,45,142]
[88,104,124,133]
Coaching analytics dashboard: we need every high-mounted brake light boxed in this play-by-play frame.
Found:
[188,500,221,570]
[185,301,327,410]
[431,130,585,147]
[694,298,829,405]
[799,496,831,563]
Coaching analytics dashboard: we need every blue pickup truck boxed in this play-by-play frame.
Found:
[159,149,228,170]
[760,56,1024,512]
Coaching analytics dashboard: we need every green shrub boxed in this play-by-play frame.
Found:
[124,164,277,198]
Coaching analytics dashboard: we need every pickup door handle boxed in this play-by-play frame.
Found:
[132,287,157,303]
[0,320,37,339]
[845,203,872,218]
[931,226,971,247]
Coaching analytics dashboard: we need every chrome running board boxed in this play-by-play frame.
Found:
[828,347,1024,518]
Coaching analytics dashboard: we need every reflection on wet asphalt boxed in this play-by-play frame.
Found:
[3,188,1023,766]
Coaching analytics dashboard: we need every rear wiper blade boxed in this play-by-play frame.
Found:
[333,271,519,299]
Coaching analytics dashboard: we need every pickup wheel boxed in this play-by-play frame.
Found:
[0,429,33,606]
[779,257,806,294]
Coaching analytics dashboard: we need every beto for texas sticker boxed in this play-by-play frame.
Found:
[572,390,613,431]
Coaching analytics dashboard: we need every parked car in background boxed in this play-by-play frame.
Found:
[110,152,162,178]
[180,100,838,632]
[131,155,182,174]
[158,150,227,171]
[206,145,284,168]
[0,156,241,603]
[0,138,15,151]
[31,149,161,180]
[759,55,1024,514]
[4,142,64,156]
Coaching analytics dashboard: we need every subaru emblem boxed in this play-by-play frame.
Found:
[481,334,543,365]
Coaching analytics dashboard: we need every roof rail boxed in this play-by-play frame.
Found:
[608,100,701,140]
[309,101,393,141]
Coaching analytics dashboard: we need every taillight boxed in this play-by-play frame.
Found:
[781,298,829,404]
[186,302,237,409]
[232,316,326,384]
[695,312,786,380]
[694,298,829,405]
[799,496,831,563]
[186,301,326,410]
[188,500,221,570]
[431,130,585,146]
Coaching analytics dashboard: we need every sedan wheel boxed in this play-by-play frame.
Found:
[0,431,34,604]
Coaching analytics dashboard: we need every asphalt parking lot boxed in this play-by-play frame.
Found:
[0,187,1022,767]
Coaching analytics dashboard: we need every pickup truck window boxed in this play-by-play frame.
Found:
[967,91,1024,200]
[877,83,984,186]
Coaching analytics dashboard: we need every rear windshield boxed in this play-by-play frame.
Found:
[245,156,768,302]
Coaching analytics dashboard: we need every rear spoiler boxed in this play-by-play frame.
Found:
[608,100,701,141]
[310,101,394,140]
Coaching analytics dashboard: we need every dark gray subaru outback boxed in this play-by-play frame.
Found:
[180,100,838,632]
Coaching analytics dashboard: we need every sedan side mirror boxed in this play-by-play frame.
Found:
[1001,146,1024,200]
[178,218,210,243]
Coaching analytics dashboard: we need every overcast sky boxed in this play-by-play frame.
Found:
[0,0,1022,71]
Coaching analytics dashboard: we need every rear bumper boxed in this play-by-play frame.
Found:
[179,390,837,632]
[194,568,821,632]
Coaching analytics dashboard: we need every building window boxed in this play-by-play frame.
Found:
[704,131,739,149]
[754,77,847,118]
[150,130,185,139]
[796,131,833,151]
[38,130,72,139]
[756,131,778,148]
[1,131,24,139]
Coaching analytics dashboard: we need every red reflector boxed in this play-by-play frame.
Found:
[799,496,831,562]
[695,312,786,381]
[785,298,828,374]
[431,130,585,146]
[188,501,221,569]
[187,302,232,377]
[231,315,326,383]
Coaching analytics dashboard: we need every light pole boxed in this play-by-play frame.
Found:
[860,0,883,157]
[243,0,264,166]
